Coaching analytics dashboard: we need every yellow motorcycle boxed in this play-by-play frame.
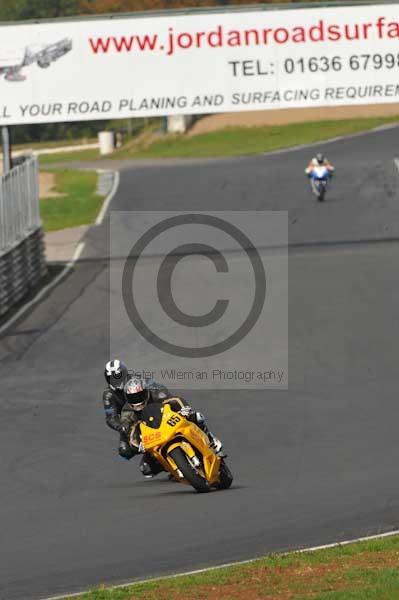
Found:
[135,400,233,493]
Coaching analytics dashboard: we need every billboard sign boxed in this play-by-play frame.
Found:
[0,3,399,124]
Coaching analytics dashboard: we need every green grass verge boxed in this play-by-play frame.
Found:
[15,138,97,152]
[122,115,399,159]
[40,169,102,231]
[39,148,100,165]
[39,115,399,165]
[59,534,399,599]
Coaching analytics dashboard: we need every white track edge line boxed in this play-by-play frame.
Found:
[40,528,399,600]
[0,241,85,337]
[394,158,399,173]
[95,170,120,226]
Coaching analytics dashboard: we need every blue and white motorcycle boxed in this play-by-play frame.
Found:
[308,165,331,202]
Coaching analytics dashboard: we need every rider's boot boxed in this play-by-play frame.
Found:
[192,411,226,457]
[140,453,164,478]
[207,432,226,458]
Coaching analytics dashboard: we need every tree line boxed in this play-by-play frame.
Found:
[0,0,329,21]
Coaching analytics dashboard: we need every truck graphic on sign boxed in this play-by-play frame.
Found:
[0,38,72,81]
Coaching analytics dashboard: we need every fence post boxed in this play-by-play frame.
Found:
[1,127,11,174]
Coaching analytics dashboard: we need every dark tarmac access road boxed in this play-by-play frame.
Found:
[1,126,399,599]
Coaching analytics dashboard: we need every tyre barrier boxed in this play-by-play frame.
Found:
[0,227,47,318]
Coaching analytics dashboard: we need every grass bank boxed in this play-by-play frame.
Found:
[122,115,399,159]
[39,148,99,165]
[14,138,97,152]
[39,115,399,165]
[59,534,399,599]
[40,169,102,231]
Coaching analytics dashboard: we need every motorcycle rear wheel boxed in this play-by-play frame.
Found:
[169,447,210,493]
[216,460,233,490]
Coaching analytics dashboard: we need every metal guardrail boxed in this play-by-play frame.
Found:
[0,156,46,319]
[0,155,41,256]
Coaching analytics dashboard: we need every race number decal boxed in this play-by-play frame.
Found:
[167,415,181,427]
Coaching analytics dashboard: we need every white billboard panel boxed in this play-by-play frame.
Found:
[0,3,399,124]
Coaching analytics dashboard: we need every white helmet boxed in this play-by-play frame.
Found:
[104,359,128,390]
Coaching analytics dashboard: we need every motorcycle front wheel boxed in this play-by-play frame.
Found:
[318,181,327,202]
[169,447,210,493]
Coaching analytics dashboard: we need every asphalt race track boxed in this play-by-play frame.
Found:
[2,126,399,599]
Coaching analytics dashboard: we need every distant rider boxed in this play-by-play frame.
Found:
[305,152,335,176]
[102,361,223,478]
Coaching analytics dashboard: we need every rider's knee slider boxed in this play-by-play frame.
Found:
[119,441,134,460]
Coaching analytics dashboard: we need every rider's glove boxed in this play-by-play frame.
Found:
[180,405,194,418]
[120,423,131,438]
[138,441,145,453]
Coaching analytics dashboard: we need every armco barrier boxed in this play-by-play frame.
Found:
[0,156,47,318]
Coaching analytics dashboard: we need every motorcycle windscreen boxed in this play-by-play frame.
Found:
[139,402,163,428]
